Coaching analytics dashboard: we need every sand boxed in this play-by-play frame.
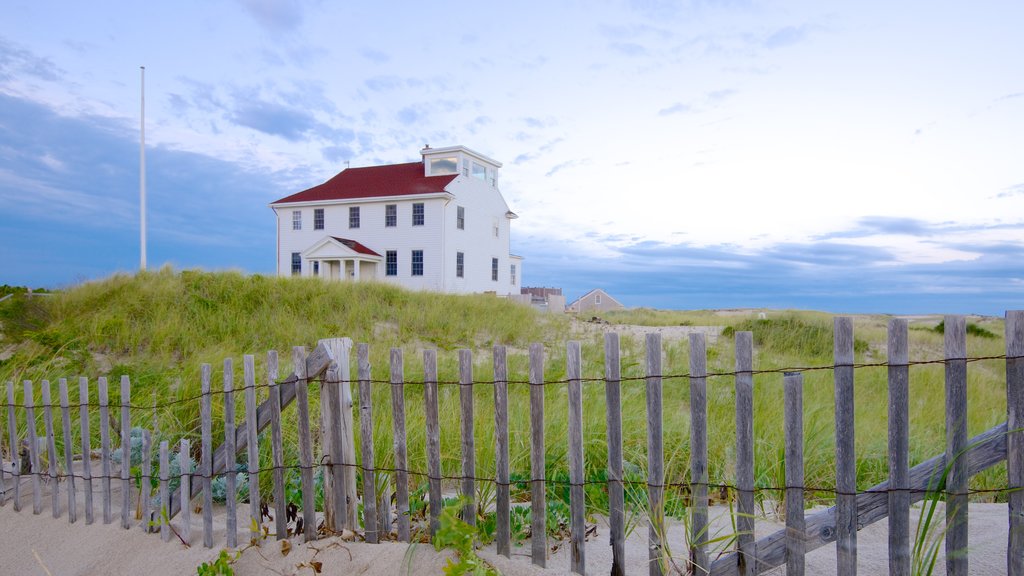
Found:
[0,470,1012,576]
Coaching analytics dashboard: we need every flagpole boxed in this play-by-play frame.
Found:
[140,66,147,271]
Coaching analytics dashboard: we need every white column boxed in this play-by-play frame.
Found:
[352,260,361,281]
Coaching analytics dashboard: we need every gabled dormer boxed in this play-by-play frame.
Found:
[421,145,502,188]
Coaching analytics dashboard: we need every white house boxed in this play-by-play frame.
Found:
[270,145,522,296]
[567,288,625,314]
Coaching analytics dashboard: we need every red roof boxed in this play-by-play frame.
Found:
[330,237,381,257]
[272,162,457,204]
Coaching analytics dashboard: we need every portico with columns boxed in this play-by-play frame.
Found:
[301,236,381,281]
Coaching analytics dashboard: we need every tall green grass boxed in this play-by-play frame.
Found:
[0,269,1012,526]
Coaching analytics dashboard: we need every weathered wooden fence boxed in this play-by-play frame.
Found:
[1,312,1021,576]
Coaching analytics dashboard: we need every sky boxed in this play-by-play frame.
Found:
[1,1,1022,315]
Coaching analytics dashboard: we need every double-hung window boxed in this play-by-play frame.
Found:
[491,258,499,282]
[349,206,360,228]
[411,250,424,276]
[456,252,464,278]
[314,208,324,230]
[510,264,516,285]
[385,204,397,227]
[291,252,301,276]
[456,206,465,230]
[385,251,397,276]
[292,211,302,230]
[412,203,424,226]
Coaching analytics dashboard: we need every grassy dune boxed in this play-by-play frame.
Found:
[0,270,1013,530]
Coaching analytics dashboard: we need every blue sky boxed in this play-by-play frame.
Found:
[1,1,1021,315]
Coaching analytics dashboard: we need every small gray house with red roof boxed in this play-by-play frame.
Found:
[270,145,522,295]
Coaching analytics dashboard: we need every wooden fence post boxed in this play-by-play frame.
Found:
[735,331,755,576]
[180,438,192,544]
[78,377,92,523]
[459,349,476,527]
[6,381,19,511]
[294,346,317,542]
[244,355,261,541]
[567,341,585,575]
[159,440,170,542]
[945,315,968,576]
[529,342,546,568]
[493,344,510,558]
[357,343,378,544]
[646,333,665,576]
[223,358,238,548]
[318,340,342,534]
[1006,309,1023,576]
[834,317,857,574]
[335,338,358,529]
[604,333,625,576]
[98,376,111,523]
[690,334,709,573]
[424,348,442,537]
[0,381,7,507]
[141,429,152,532]
[120,375,132,529]
[43,380,59,518]
[201,364,214,548]
[784,371,805,576]
[25,380,41,515]
[888,318,910,576]
[267,351,287,541]
[59,378,76,523]
[390,348,410,542]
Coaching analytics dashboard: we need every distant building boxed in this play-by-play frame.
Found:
[513,286,565,313]
[567,288,624,314]
[270,145,522,296]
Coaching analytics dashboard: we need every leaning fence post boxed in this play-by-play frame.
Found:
[784,371,805,576]
[567,341,585,575]
[646,333,665,576]
[834,317,857,574]
[604,333,625,576]
[945,315,968,576]
[59,378,77,524]
[529,342,547,568]
[888,318,910,576]
[43,380,59,519]
[1006,309,1023,576]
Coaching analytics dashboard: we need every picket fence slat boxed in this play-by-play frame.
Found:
[945,315,968,576]
[319,339,346,533]
[59,378,76,524]
[690,333,709,573]
[357,344,378,544]
[493,344,510,558]
[180,438,191,544]
[646,333,664,576]
[785,372,805,576]
[141,429,152,532]
[43,380,59,519]
[604,333,625,576]
[294,346,316,542]
[6,381,19,511]
[244,355,261,541]
[120,375,131,530]
[223,358,238,549]
[734,331,755,576]
[529,342,546,568]
[834,317,857,574]
[26,380,41,515]
[888,319,910,576]
[423,349,442,537]
[1007,310,1024,576]
[268,351,287,541]
[98,376,111,523]
[390,347,410,542]
[333,338,358,531]
[201,364,214,548]
[459,349,476,526]
[78,377,92,523]
[567,341,586,575]
[159,440,169,542]
[0,381,7,507]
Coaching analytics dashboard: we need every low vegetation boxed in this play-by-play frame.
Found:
[0,269,1013,549]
